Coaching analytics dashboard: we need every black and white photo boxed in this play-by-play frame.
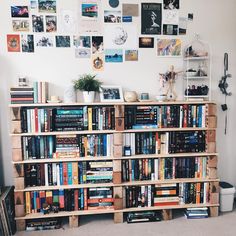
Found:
[56,36,71,47]
[100,85,123,102]
[32,15,44,32]
[164,0,179,10]
[141,3,162,35]
[21,34,34,52]
[163,24,178,35]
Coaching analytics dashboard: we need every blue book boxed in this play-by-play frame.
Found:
[81,189,84,210]
[59,163,63,185]
[103,135,107,156]
[33,81,38,103]
[67,162,73,185]
[48,136,53,158]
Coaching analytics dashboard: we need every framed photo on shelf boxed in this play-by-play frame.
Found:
[100,85,124,102]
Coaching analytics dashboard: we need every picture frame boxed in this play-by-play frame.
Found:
[100,85,124,102]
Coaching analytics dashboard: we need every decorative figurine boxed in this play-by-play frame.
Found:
[159,65,182,101]
[42,203,50,214]
[52,202,60,213]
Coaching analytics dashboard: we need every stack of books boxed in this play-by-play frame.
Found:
[26,218,61,231]
[10,87,34,104]
[127,211,161,223]
[184,207,208,219]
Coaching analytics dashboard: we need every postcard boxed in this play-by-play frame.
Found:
[7,34,20,52]
[164,0,179,10]
[125,50,138,61]
[38,0,56,13]
[32,15,44,32]
[157,39,181,56]
[163,24,178,35]
[56,36,71,47]
[11,6,29,18]
[104,10,121,23]
[139,37,154,48]
[163,10,179,25]
[46,15,57,32]
[105,49,123,63]
[12,20,29,32]
[21,35,34,53]
[92,36,103,54]
[122,4,139,17]
[35,35,54,47]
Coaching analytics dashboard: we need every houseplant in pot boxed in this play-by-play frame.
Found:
[73,74,102,103]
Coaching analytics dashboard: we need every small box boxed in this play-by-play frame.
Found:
[219,181,235,212]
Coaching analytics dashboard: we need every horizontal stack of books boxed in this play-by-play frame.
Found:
[127,211,161,223]
[26,218,61,231]
[184,207,208,219]
[10,87,34,104]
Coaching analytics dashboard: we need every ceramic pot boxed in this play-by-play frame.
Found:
[83,91,95,103]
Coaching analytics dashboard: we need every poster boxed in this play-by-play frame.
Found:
[157,39,181,56]
[7,34,20,52]
[141,3,161,35]
[125,50,138,61]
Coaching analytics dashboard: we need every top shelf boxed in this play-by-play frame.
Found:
[184,56,209,61]
[9,100,216,108]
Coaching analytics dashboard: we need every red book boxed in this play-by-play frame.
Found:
[34,108,38,132]
[59,190,65,209]
[11,97,33,101]
[63,163,68,185]
[74,189,79,211]
[87,198,114,204]
[183,104,188,128]
[154,202,179,206]
[84,188,88,210]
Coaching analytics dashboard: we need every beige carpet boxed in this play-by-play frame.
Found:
[16,209,236,236]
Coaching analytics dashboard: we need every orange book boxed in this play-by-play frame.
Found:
[72,162,78,185]
[156,189,177,195]
[196,183,201,204]
[84,188,88,210]
[74,190,79,211]
[154,202,179,206]
[87,198,114,204]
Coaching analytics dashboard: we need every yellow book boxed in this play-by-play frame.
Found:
[25,192,31,214]
[88,107,93,131]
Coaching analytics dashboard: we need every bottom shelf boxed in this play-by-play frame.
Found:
[15,203,219,220]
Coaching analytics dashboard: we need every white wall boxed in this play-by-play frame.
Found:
[0,0,236,186]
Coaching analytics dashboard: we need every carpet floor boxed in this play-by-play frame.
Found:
[15,209,236,236]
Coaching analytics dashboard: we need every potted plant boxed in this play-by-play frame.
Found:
[73,74,102,103]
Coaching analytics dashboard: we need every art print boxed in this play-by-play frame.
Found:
[105,49,123,63]
[7,34,21,52]
[12,20,29,32]
[60,10,76,34]
[141,3,161,35]
[157,39,181,56]
[11,6,29,18]
[92,54,104,71]
[21,35,34,53]
[163,10,179,25]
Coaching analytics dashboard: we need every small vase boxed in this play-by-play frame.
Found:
[83,91,95,103]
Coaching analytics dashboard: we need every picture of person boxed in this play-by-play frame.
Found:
[150,11,159,27]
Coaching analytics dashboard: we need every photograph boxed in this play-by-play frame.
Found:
[75,48,91,58]
[21,34,34,53]
[139,37,154,48]
[73,36,91,48]
[35,35,54,47]
[92,54,104,71]
[46,15,57,32]
[122,4,139,17]
[164,0,179,10]
[163,24,178,35]
[105,49,123,63]
[141,3,161,35]
[82,3,98,18]
[179,17,187,35]
[12,20,29,32]
[30,1,37,9]
[104,10,121,23]
[55,36,71,47]
[11,6,29,18]
[7,34,20,52]
[157,39,181,56]
[38,0,56,13]
[92,36,103,54]
[125,50,138,61]
[32,15,44,32]
[100,85,124,102]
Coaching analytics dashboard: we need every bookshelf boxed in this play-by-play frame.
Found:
[10,101,219,231]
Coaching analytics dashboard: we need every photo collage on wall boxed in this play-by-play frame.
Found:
[7,0,193,69]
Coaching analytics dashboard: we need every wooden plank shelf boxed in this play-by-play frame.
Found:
[9,100,216,108]
[12,152,218,164]
[15,203,219,220]
[10,127,216,136]
[15,178,220,192]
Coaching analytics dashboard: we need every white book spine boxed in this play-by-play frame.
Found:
[154,159,159,180]
[202,105,206,128]
[148,185,152,207]
[165,132,169,154]
[179,105,183,128]
[52,163,57,185]
[44,163,49,186]
[56,164,60,186]
[26,109,31,133]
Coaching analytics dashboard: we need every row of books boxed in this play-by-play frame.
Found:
[20,106,115,133]
[24,161,113,187]
[125,105,206,129]
[125,182,209,208]
[122,157,207,182]
[10,82,49,104]
[22,134,114,160]
[123,131,206,156]
[25,187,113,214]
